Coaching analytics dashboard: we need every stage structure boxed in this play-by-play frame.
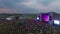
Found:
[37,12,60,26]
[37,12,60,34]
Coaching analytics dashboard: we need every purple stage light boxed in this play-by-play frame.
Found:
[41,13,50,22]
[43,15,49,21]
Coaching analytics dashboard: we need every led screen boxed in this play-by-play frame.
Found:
[54,20,60,25]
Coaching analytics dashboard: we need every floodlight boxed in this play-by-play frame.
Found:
[37,17,39,20]
[53,20,60,25]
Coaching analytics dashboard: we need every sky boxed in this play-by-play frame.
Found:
[0,0,60,14]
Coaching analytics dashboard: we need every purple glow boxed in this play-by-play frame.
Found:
[41,13,49,21]
[43,15,49,21]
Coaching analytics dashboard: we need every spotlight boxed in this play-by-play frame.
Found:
[37,17,39,20]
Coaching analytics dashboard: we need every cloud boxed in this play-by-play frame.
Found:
[21,0,60,13]
[0,8,11,13]
[0,0,60,13]
[0,8,22,14]
[0,0,23,9]
[48,1,60,13]
[22,0,48,10]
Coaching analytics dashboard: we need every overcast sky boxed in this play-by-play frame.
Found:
[0,0,60,14]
